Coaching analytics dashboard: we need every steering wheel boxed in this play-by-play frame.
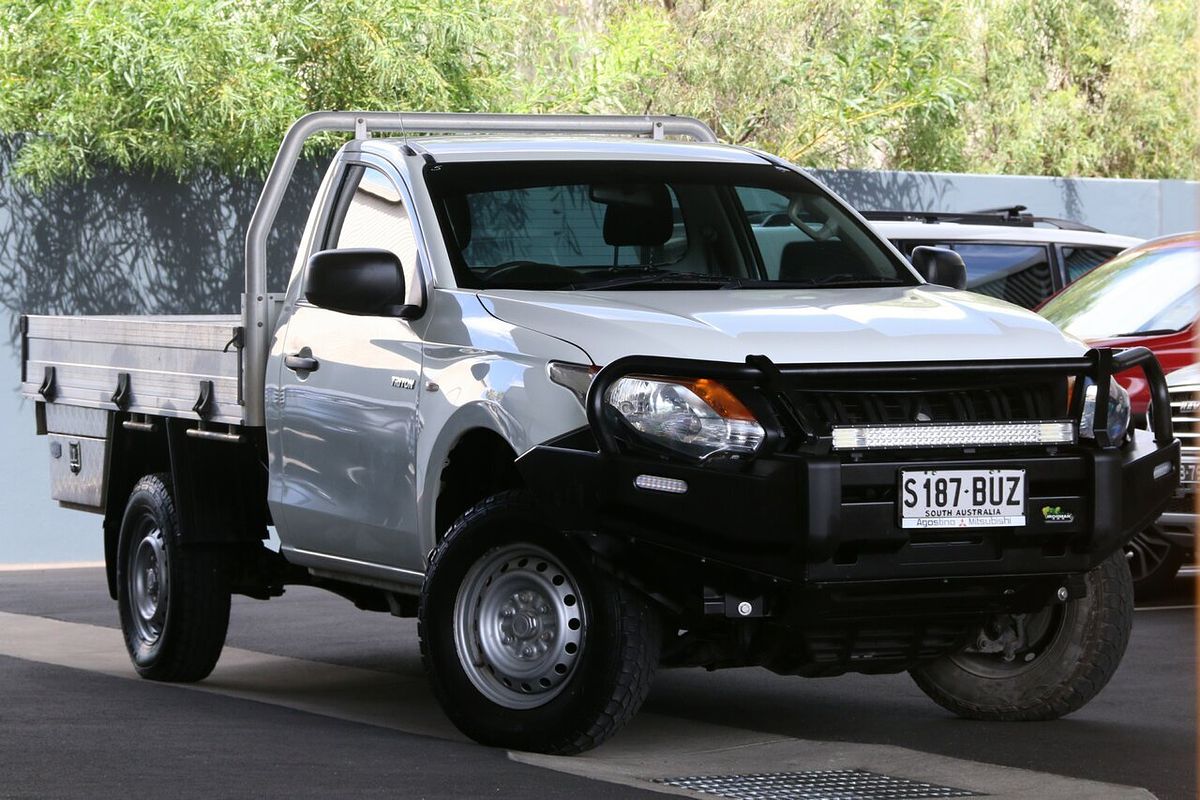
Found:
[481,261,579,287]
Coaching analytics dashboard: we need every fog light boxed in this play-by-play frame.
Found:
[634,474,688,494]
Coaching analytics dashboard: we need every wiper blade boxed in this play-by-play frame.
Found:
[812,278,907,288]
[764,275,907,289]
[573,270,731,290]
[804,272,908,286]
[1112,328,1180,337]
[574,270,908,291]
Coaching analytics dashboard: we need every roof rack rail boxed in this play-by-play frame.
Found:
[862,205,1103,233]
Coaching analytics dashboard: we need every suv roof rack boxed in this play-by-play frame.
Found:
[862,205,1103,233]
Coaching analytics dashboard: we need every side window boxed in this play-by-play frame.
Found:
[1061,246,1119,283]
[911,242,1053,309]
[326,165,419,300]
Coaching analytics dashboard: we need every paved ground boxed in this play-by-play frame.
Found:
[0,567,1194,799]
[0,655,655,800]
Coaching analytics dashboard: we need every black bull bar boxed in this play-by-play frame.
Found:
[517,347,1180,620]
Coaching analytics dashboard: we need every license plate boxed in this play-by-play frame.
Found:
[1181,461,1199,484]
[899,469,1026,529]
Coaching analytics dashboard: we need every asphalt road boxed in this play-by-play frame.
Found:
[0,567,1194,799]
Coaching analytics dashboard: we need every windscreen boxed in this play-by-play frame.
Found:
[1040,244,1200,339]
[425,161,915,291]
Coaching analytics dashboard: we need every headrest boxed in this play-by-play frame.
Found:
[601,184,673,248]
[444,195,472,249]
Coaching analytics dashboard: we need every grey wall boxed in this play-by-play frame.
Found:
[0,142,327,563]
[812,169,1200,240]
[0,139,327,333]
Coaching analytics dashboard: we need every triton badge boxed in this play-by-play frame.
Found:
[390,376,416,390]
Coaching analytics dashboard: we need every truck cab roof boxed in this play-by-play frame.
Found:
[365,135,772,165]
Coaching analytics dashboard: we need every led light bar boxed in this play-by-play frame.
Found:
[831,420,1076,451]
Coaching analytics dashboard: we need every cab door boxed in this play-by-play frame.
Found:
[271,158,428,575]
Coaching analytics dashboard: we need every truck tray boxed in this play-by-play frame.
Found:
[20,314,245,426]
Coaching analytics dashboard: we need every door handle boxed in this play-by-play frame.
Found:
[284,351,320,373]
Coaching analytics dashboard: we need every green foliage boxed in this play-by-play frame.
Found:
[0,0,498,188]
[655,0,974,167]
[940,0,1200,178]
[0,0,1196,188]
[495,1,682,113]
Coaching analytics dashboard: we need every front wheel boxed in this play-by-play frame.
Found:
[116,474,231,682]
[910,549,1132,720]
[419,491,661,754]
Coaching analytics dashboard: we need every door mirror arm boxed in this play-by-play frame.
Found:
[395,256,428,320]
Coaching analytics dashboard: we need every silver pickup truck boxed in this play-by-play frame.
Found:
[21,112,1180,754]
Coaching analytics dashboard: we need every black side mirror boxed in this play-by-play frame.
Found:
[305,248,417,318]
[910,246,968,290]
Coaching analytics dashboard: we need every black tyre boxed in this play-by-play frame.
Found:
[116,474,231,682]
[910,549,1132,720]
[1124,525,1184,597]
[419,490,661,754]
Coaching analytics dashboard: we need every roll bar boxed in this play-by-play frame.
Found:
[1111,346,1174,446]
[241,111,718,424]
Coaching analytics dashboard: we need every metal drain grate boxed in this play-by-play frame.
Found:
[656,769,982,800]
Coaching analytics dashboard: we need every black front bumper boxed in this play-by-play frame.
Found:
[521,428,1176,606]
[518,348,1180,629]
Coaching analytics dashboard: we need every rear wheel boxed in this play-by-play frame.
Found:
[910,549,1132,720]
[419,491,661,754]
[1124,525,1184,597]
[116,474,231,682]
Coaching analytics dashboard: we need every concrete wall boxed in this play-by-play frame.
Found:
[0,144,327,562]
[811,169,1200,241]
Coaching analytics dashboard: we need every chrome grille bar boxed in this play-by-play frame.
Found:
[1168,385,1200,454]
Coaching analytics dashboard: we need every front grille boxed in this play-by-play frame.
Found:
[1169,385,1200,455]
[789,380,1060,436]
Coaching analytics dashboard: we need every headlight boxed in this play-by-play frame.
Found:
[1079,378,1132,443]
[604,376,765,460]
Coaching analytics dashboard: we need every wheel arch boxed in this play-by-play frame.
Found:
[430,424,523,551]
[102,415,271,599]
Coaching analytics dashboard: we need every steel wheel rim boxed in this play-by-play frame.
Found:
[951,603,1068,678]
[129,522,169,645]
[1125,526,1174,583]
[453,543,586,710]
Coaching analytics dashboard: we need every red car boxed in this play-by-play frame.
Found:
[1040,231,1199,416]
[1040,231,1199,594]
